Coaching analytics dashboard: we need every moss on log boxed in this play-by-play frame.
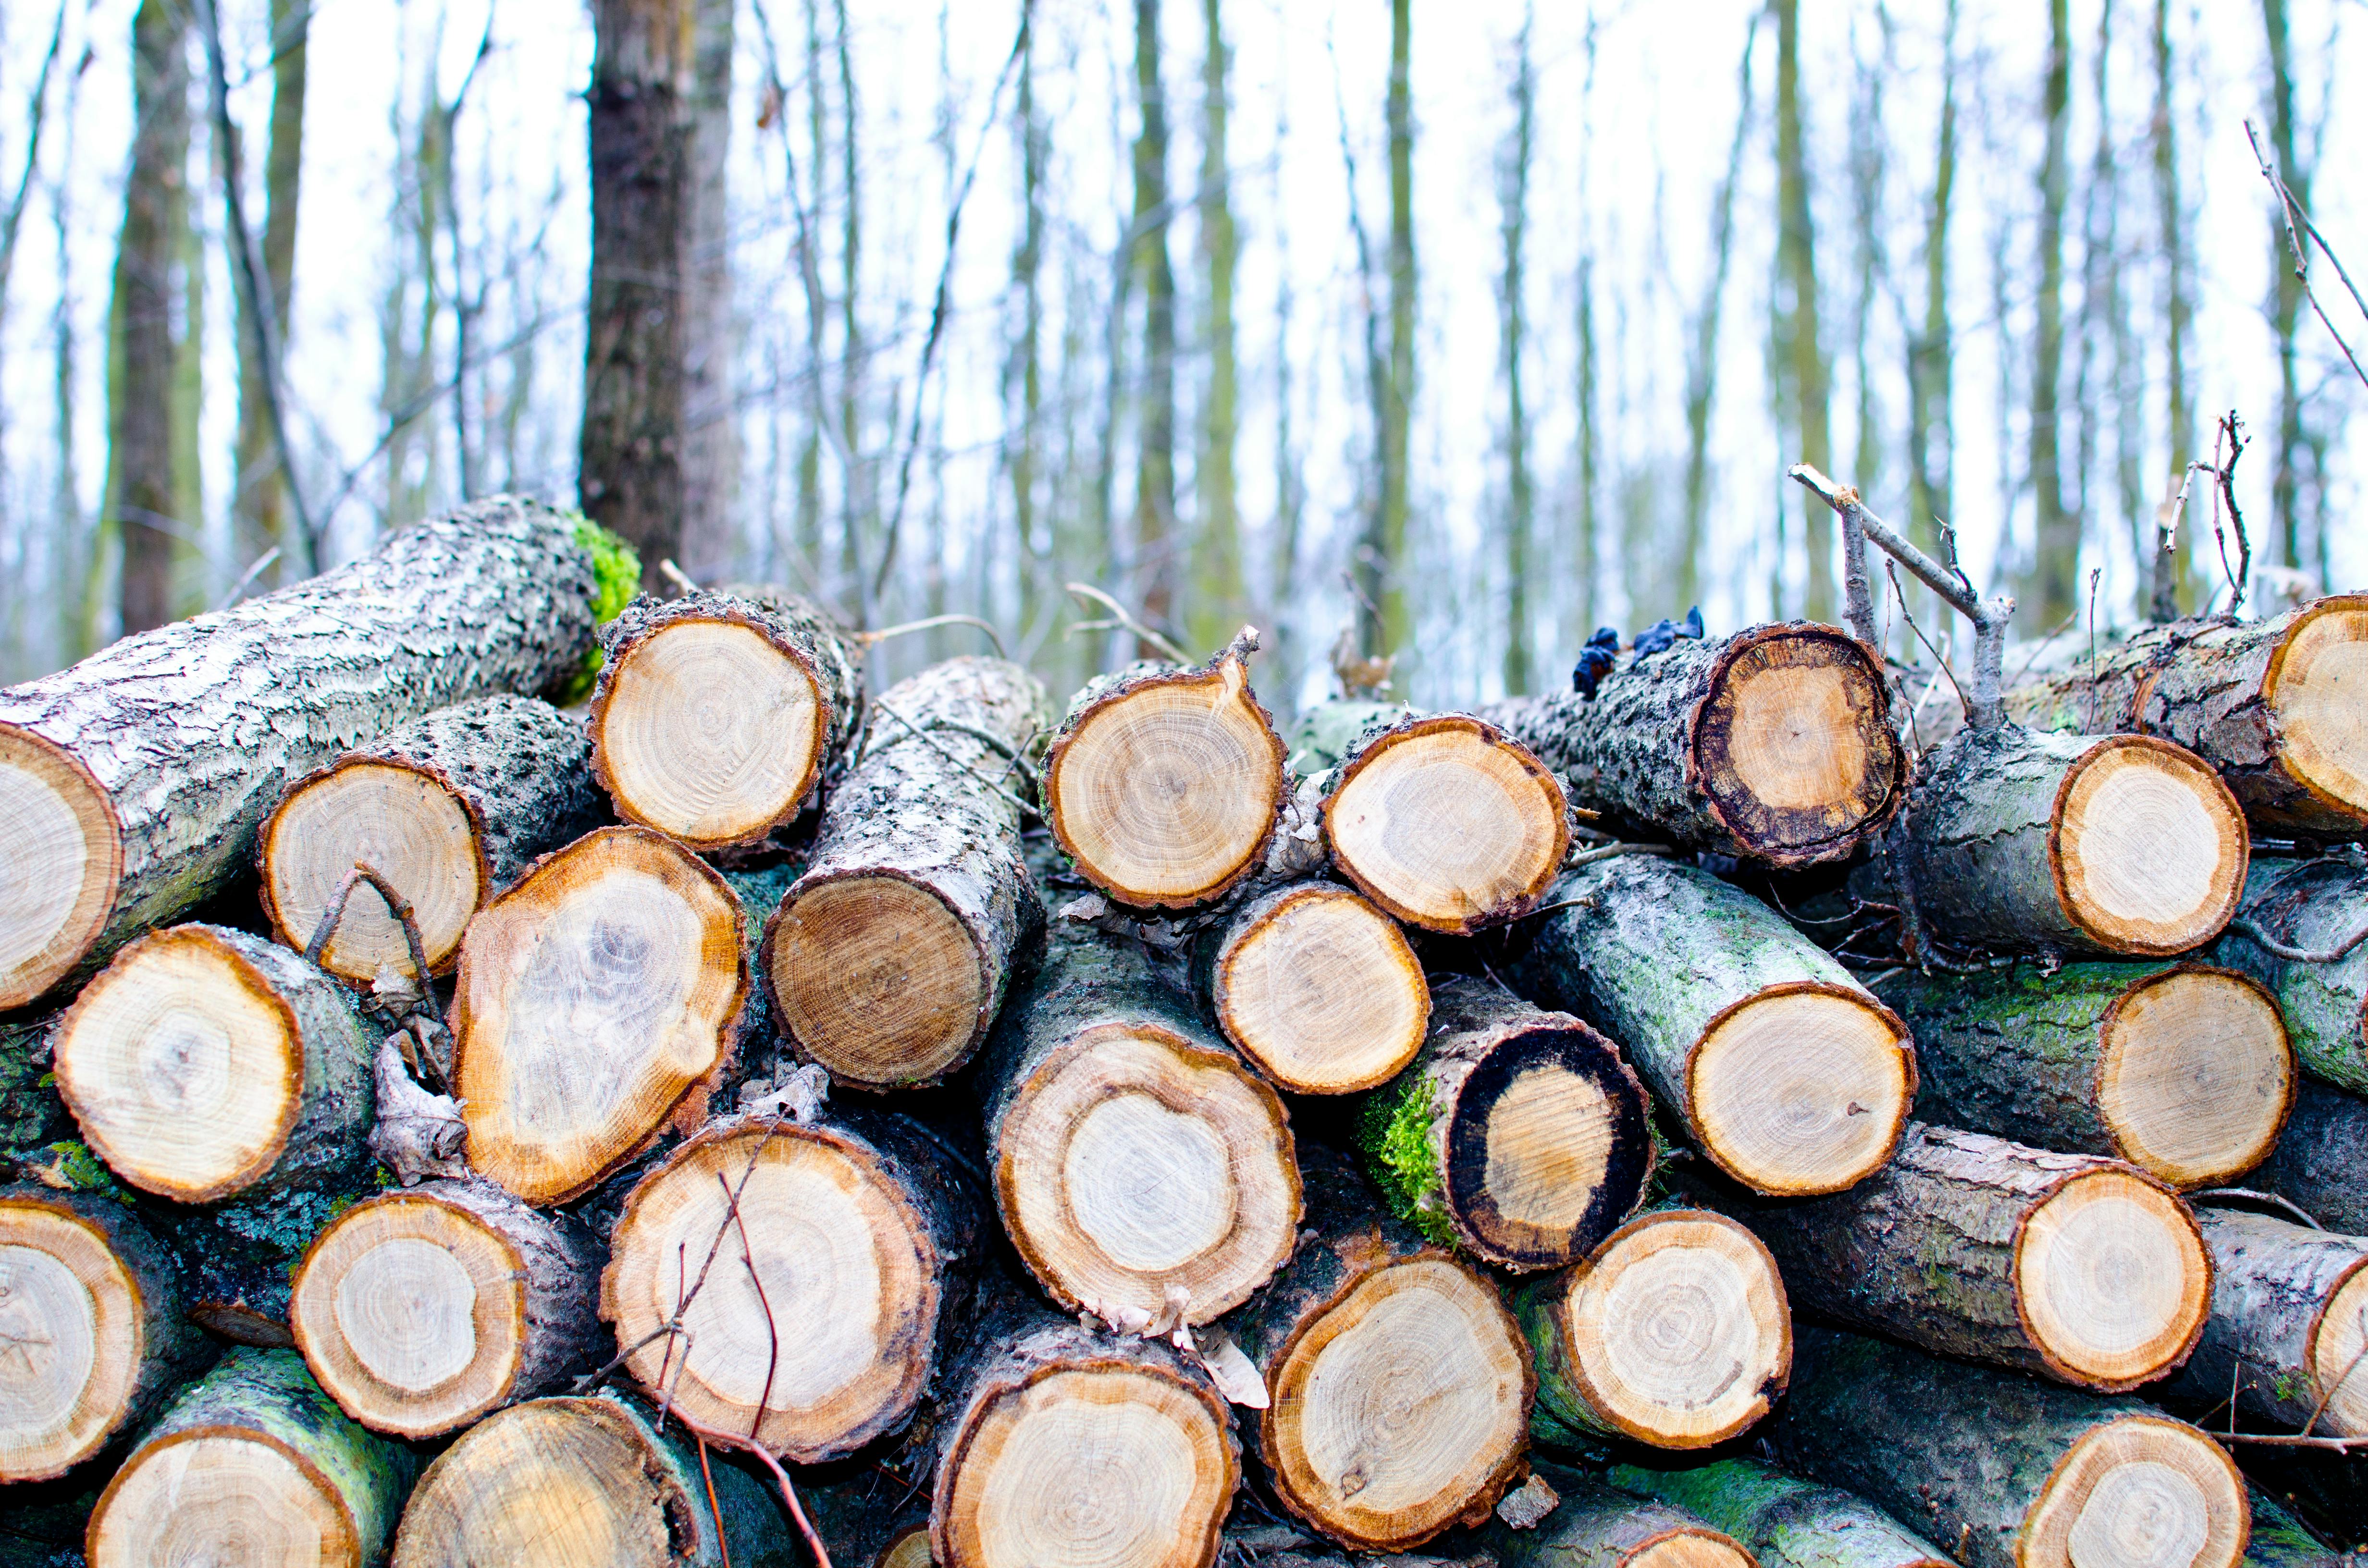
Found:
[2215,857,2368,1094]
[1483,1466,1753,1568]
[2260,1078,2368,1235]
[1609,1458,1953,1568]
[2158,1207,2368,1438]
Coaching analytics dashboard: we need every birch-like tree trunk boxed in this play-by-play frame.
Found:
[1773,0,1833,624]
[1131,0,1178,625]
[1187,0,1239,654]
[231,0,308,589]
[2024,0,2075,626]
[1496,16,1535,695]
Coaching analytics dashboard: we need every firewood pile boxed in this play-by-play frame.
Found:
[3,489,2367,1568]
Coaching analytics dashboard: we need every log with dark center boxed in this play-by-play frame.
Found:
[2215,857,2368,1095]
[1875,961,2294,1190]
[1770,1326,2249,1568]
[1484,1467,1756,1568]
[289,1178,602,1439]
[50,924,374,1204]
[1690,1122,2211,1392]
[764,656,1048,1089]
[1043,641,1288,909]
[1505,855,1913,1197]
[1612,1458,1953,1568]
[1194,879,1429,1094]
[1359,972,1653,1272]
[1515,1207,1790,1451]
[1479,622,1904,867]
[589,588,863,850]
[2158,1207,2368,1440]
[260,695,604,983]
[2261,1078,2368,1234]
[452,825,748,1205]
[1225,1148,1530,1551]
[0,497,618,1011]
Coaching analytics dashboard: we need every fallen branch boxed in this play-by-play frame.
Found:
[2247,118,2368,393]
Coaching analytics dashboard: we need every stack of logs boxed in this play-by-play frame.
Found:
[2,491,2367,1568]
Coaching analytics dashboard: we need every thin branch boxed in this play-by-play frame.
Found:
[0,0,67,296]
[2228,912,2368,964]
[853,613,1010,659]
[1888,563,1972,726]
[668,1406,833,1567]
[2189,1187,2325,1229]
[695,1440,734,1568]
[717,1173,781,1445]
[2246,119,2368,392]
[658,558,701,596]
[866,698,1036,817]
[304,862,432,992]
[1063,582,1190,663]
[2204,412,2251,618]
[212,547,283,611]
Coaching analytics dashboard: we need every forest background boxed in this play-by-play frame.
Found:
[0,0,2358,712]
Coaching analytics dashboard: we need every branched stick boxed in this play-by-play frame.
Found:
[853,613,1011,660]
[1887,563,1972,728]
[305,862,433,993]
[670,1405,834,1568]
[867,698,1037,817]
[718,1172,783,1444]
[1064,582,1192,663]
[2247,119,2368,393]
[2203,412,2251,618]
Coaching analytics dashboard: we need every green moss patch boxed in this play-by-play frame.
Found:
[1359,1077,1456,1248]
[552,515,641,703]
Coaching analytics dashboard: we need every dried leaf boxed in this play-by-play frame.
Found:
[1495,1471,1559,1530]
[1190,1327,1271,1410]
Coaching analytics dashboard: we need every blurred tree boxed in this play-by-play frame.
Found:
[1772,0,1833,623]
[1906,0,1957,585]
[2150,0,2193,617]
[2261,0,2312,584]
[230,0,308,588]
[1187,0,1240,654]
[1496,12,1534,695]
[678,0,740,579]
[1356,0,1413,663]
[2024,0,2074,625]
[1131,0,1177,627]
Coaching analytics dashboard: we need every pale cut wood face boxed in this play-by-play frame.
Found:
[1214,886,1427,1093]
[2052,737,2245,955]
[1695,630,1899,859]
[266,762,481,980]
[2017,1416,2246,1568]
[600,619,824,845]
[2269,600,2368,822]
[0,1201,143,1482]
[1326,723,1565,931]
[2312,1264,2368,1439]
[0,725,117,1010]
[90,1430,357,1568]
[773,875,986,1085]
[1628,1534,1754,1568]
[2014,1170,2208,1387]
[1688,987,1909,1196]
[393,1399,680,1568]
[2096,968,2292,1189]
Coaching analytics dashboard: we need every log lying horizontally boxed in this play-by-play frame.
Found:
[260,695,604,982]
[1359,972,1653,1271]
[1772,1326,2248,1568]
[0,496,628,1010]
[1609,1458,1953,1568]
[1226,1148,1530,1551]
[51,924,375,1203]
[1515,1207,1790,1450]
[452,825,747,1205]
[763,656,1049,1088]
[1690,1123,2210,1392]
[1194,878,1430,1094]
[2158,1207,2368,1439]
[2245,1487,2348,1568]
[1479,622,1904,867]
[1874,961,2294,1189]
[2261,1078,2368,1235]
[588,587,863,850]
[1485,1467,1755,1568]
[2215,857,2368,1094]
[1505,856,1913,1197]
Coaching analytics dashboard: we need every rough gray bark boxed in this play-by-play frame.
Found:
[2260,1078,2368,1234]
[2158,1207,2368,1436]
[0,1008,73,1151]
[2216,857,2368,1093]
[1483,1465,1751,1568]
[1609,1458,1954,1568]
[2244,1487,2345,1568]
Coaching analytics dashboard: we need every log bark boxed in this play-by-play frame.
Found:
[1225,1147,1530,1551]
[2215,857,2368,1094]
[2158,1207,2368,1439]
[51,924,374,1203]
[0,496,624,1010]
[1770,1325,2248,1568]
[1874,960,2294,1189]
[260,694,605,982]
[1609,1458,1953,1568]
[1895,723,2248,958]
[290,1177,604,1439]
[2260,1078,2368,1235]
[601,1107,980,1462]
[2002,596,2368,838]
[0,1008,74,1152]
[1286,698,1405,773]
[1503,855,1913,1197]
[1358,972,1653,1272]
[452,825,748,1205]
[978,923,1299,1325]
[589,588,863,850]
[1690,1121,2210,1392]
[391,1391,792,1568]
[1478,622,1904,867]
[763,656,1048,1089]
[1512,1207,1789,1450]
[0,1186,213,1483]
[1044,640,1289,909]
[1194,878,1429,1094]
[1483,1467,1753,1568]
[87,1347,417,1568]
[2243,1487,2345,1568]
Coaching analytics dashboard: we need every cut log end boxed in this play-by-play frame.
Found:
[769,873,988,1087]
[1687,984,1912,1197]
[1265,1254,1529,1549]
[935,1362,1235,1568]
[52,928,303,1203]
[262,761,481,981]
[2097,968,2293,1188]
[2313,1263,2368,1435]
[1046,666,1286,907]
[0,724,120,1009]
[392,1399,690,1568]
[0,1198,147,1482]
[2264,595,2368,826]
[2018,1415,2246,1568]
[2015,1169,2210,1389]
[1626,1535,1755,1568]
[1325,717,1568,932]
[1212,885,1428,1094]
[999,1024,1299,1323]
[2051,736,2247,955]
[88,1428,357,1568]
[593,617,827,846]
[1693,625,1902,862]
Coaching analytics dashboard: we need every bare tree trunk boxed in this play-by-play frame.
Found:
[2024,0,2075,626]
[2150,0,2192,619]
[1187,0,1238,653]
[1773,0,1833,625]
[1680,23,1753,621]
[677,0,740,580]
[1008,19,1046,643]
[1907,0,1957,585]
[833,0,865,614]
[1497,13,1534,695]
[1130,0,1177,625]
[1848,13,1889,535]
[1370,0,1414,661]
[2261,0,2308,582]
[231,0,308,590]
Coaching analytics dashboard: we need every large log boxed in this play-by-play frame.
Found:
[1483,1467,1755,1568]
[1044,640,1289,909]
[2215,857,2368,1094]
[588,587,863,849]
[1874,961,2294,1189]
[50,924,374,1203]
[452,825,748,1205]
[2244,1487,2347,1568]
[979,924,1299,1325]
[1690,1122,2210,1392]
[1478,622,1904,867]
[1609,1459,1953,1568]
[2260,1078,2368,1235]
[289,1178,603,1439]
[1194,878,1430,1094]
[2002,596,2368,837]
[763,656,1048,1089]
[0,496,630,1011]
[1503,856,1912,1197]
[1358,972,1653,1271]
[1770,1326,2248,1568]
[2158,1207,2368,1439]
[86,1347,417,1568]
[259,695,605,983]
[1514,1207,1789,1450]
[1226,1147,1530,1551]
[0,1186,212,1483]
[602,1108,978,1461]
